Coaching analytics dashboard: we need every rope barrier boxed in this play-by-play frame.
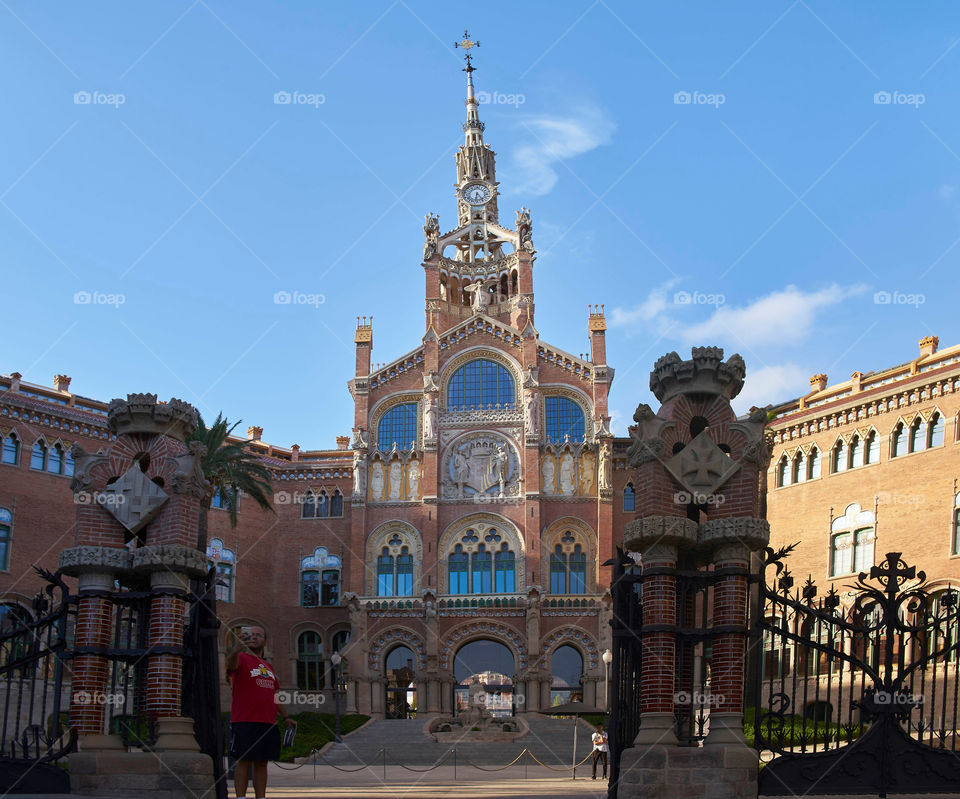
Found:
[457,749,529,771]
[383,748,455,771]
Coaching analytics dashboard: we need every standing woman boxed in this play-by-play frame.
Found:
[226,626,296,799]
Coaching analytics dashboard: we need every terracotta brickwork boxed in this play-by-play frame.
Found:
[765,336,960,593]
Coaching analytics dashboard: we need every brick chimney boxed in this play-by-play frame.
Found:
[247,426,263,441]
[290,444,300,463]
[919,335,939,357]
[9,372,22,391]
[54,374,72,392]
[809,373,828,392]
[336,435,350,451]
[850,371,862,392]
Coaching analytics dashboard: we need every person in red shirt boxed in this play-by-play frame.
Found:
[226,626,296,799]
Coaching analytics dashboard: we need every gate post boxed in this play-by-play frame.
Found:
[62,394,215,798]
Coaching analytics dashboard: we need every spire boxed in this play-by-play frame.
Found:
[456,31,484,148]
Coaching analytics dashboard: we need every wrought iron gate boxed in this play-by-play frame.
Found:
[751,546,960,797]
[606,549,643,799]
[0,568,74,794]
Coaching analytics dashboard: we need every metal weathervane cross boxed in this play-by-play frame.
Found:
[455,29,479,71]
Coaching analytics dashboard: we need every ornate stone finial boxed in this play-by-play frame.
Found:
[649,347,746,403]
[336,435,350,451]
[54,374,72,392]
[809,373,828,391]
[588,304,606,332]
[355,316,373,344]
[290,444,301,463]
[247,426,263,441]
[919,335,939,356]
[107,394,198,442]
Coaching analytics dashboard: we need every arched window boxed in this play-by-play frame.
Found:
[0,508,11,571]
[864,431,879,465]
[808,447,821,479]
[330,490,343,517]
[206,537,236,603]
[544,397,585,444]
[332,630,350,655]
[623,483,635,512]
[891,422,906,457]
[211,486,240,511]
[316,491,329,518]
[792,451,805,483]
[64,447,74,477]
[47,443,64,475]
[446,527,515,595]
[296,631,324,690]
[549,535,588,595]
[377,544,414,596]
[910,417,926,453]
[833,440,847,473]
[776,455,789,487]
[30,440,47,471]
[446,359,515,410]
[830,504,875,576]
[377,403,418,451]
[929,412,944,448]
[300,548,341,607]
[849,435,862,468]
[2,433,19,465]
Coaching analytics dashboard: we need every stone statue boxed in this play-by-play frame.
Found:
[423,370,440,392]
[407,460,421,499]
[598,444,611,491]
[388,460,403,500]
[352,428,368,450]
[68,442,108,494]
[579,452,595,495]
[517,207,534,252]
[352,451,367,496]
[464,280,488,313]
[541,455,555,495]
[424,397,438,440]
[491,445,508,497]
[345,592,366,634]
[423,213,439,259]
[454,448,470,498]
[370,461,384,501]
[171,440,209,498]
[525,393,539,437]
[559,452,575,495]
[522,365,539,388]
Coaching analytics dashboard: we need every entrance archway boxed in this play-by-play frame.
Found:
[453,639,516,718]
[384,645,417,718]
[550,644,583,706]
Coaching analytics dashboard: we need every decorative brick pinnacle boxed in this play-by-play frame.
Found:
[107,393,198,442]
[649,346,745,403]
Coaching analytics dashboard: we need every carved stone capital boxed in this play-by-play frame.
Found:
[59,546,133,576]
[623,515,698,554]
[698,517,770,551]
[170,441,209,498]
[107,394,198,442]
[131,544,209,577]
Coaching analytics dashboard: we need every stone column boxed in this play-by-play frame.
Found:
[582,675,598,709]
[623,516,697,745]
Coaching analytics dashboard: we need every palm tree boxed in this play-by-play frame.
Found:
[189,412,275,551]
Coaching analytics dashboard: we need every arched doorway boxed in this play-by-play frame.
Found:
[453,639,516,718]
[384,645,417,718]
[550,645,583,706]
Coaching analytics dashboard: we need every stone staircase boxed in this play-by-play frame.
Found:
[318,715,597,767]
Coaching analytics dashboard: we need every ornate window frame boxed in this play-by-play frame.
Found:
[541,517,597,594]
[438,513,524,595]
[539,385,594,442]
[300,546,342,607]
[540,626,600,675]
[366,521,422,597]
[369,394,422,453]
[440,347,522,412]
[367,627,427,674]
[438,620,527,674]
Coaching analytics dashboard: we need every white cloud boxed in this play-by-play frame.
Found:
[609,279,682,328]
[939,183,957,202]
[680,283,868,345]
[510,108,615,196]
[732,362,810,413]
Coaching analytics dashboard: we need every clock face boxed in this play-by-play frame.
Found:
[461,183,492,205]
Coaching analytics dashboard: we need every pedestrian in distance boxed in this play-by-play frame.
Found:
[226,625,296,799]
[591,722,609,780]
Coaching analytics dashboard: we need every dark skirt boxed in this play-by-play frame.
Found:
[230,722,281,762]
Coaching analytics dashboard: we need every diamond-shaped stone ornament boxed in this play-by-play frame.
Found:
[101,466,169,533]
[663,430,740,497]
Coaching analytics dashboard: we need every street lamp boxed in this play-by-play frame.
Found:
[602,649,613,713]
[330,652,342,743]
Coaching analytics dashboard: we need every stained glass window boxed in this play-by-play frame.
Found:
[544,397,585,444]
[447,359,515,410]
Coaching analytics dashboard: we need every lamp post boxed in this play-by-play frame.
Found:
[330,651,342,743]
[602,649,613,713]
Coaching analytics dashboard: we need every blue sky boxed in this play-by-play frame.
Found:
[2,1,958,447]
